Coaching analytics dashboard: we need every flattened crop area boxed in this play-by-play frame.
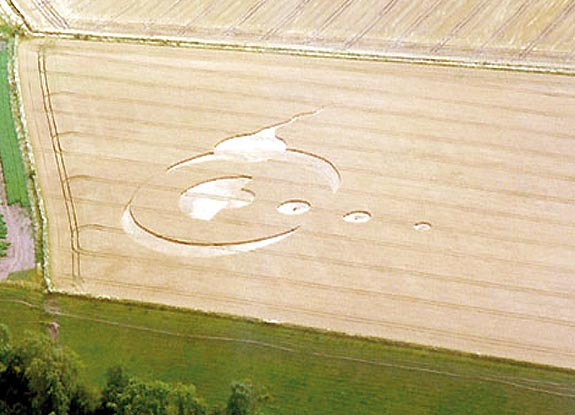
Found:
[17,38,575,368]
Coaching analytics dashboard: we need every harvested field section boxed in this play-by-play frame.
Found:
[8,0,575,71]
[17,38,575,368]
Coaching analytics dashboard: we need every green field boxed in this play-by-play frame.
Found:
[0,283,573,414]
[0,41,30,207]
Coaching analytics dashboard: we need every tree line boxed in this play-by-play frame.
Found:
[0,325,271,415]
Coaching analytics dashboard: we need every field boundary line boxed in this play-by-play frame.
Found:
[3,0,575,77]
[2,297,572,398]
[65,269,575,361]
[8,34,49,287]
[0,0,30,31]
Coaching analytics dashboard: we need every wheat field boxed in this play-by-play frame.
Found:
[3,0,575,71]
[15,36,575,368]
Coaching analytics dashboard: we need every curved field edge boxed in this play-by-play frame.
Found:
[0,284,574,415]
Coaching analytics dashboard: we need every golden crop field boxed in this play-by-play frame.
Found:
[16,37,575,369]
[5,0,575,71]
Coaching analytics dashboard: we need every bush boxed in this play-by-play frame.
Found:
[0,327,270,415]
[0,324,96,415]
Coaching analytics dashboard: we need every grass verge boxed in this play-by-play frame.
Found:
[0,39,30,207]
[0,284,573,414]
[0,212,8,256]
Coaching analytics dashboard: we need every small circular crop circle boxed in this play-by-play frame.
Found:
[277,200,311,215]
[414,221,432,231]
[343,210,372,224]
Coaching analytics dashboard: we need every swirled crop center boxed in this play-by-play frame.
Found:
[121,112,343,257]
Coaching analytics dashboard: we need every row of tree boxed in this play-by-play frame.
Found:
[0,325,271,415]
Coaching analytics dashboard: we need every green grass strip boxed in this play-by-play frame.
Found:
[0,284,574,414]
[0,212,6,238]
[0,240,9,256]
[0,43,30,207]
[0,212,7,257]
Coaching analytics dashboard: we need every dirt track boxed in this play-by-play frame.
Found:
[17,37,575,368]
[0,164,35,279]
